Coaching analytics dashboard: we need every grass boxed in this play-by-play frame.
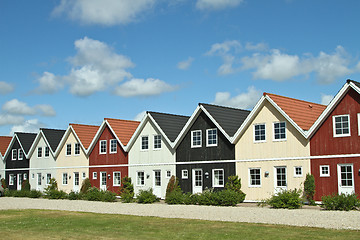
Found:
[0,209,359,239]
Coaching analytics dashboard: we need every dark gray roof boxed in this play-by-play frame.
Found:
[148,112,190,142]
[41,128,66,152]
[16,132,37,155]
[200,103,250,137]
[347,79,360,88]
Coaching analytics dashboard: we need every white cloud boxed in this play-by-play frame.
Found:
[206,40,241,56]
[133,111,147,121]
[36,105,56,117]
[245,42,268,52]
[2,99,56,117]
[34,72,63,94]
[0,114,24,126]
[213,86,262,109]
[321,94,334,105]
[53,0,156,26]
[177,57,194,70]
[10,119,45,135]
[0,82,14,94]
[196,0,244,11]
[114,78,177,97]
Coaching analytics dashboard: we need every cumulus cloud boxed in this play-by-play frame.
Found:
[321,94,334,105]
[177,57,194,70]
[196,0,244,11]
[10,119,45,135]
[114,78,177,97]
[53,0,156,26]
[34,72,63,94]
[0,82,14,94]
[35,105,56,117]
[0,114,24,126]
[213,86,262,109]
[2,99,56,117]
[133,111,147,121]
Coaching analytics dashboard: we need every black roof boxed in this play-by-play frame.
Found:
[148,112,190,142]
[200,103,250,137]
[41,128,66,152]
[15,132,37,155]
[347,79,360,88]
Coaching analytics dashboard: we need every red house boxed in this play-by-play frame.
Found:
[87,118,140,193]
[308,80,360,200]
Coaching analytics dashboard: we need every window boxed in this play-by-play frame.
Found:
[82,172,86,179]
[113,172,121,186]
[191,130,202,148]
[44,147,50,157]
[92,172,97,179]
[166,170,171,178]
[37,147,42,158]
[23,173,27,180]
[154,135,161,149]
[37,173,42,186]
[254,124,266,142]
[74,173,79,186]
[74,143,80,155]
[110,139,117,153]
[154,170,161,186]
[141,136,149,150]
[206,129,217,147]
[273,122,286,140]
[182,169,188,179]
[320,165,330,177]
[62,173,68,185]
[18,149,23,160]
[294,166,303,177]
[249,168,261,187]
[212,169,224,187]
[66,144,71,156]
[9,174,14,185]
[12,149,17,160]
[333,115,350,137]
[32,173,35,179]
[99,140,107,154]
[46,174,51,185]
[137,171,145,186]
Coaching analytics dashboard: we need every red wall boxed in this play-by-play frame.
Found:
[310,88,360,200]
[89,126,128,193]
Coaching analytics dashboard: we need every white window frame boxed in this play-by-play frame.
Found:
[44,146,50,158]
[141,136,149,151]
[137,171,145,186]
[358,113,360,136]
[93,172,97,180]
[62,173,68,185]
[82,172,86,179]
[166,170,171,178]
[320,165,330,177]
[333,114,351,137]
[46,173,51,185]
[18,149,23,160]
[23,173,27,180]
[110,139,117,154]
[249,168,261,187]
[37,173,42,186]
[9,174,14,185]
[273,121,286,141]
[74,143,80,156]
[113,172,121,186]
[191,130,202,148]
[66,144,71,156]
[294,166,303,177]
[12,149,17,160]
[32,173,35,179]
[212,169,224,187]
[37,147,42,158]
[99,140,107,154]
[253,123,266,143]
[181,169,188,179]
[206,128,218,147]
[153,135,162,150]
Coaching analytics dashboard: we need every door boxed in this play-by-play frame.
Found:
[100,172,107,191]
[17,173,23,190]
[37,173,42,191]
[274,166,287,194]
[153,170,161,198]
[73,172,80,192]
[192,169,203,194]
[337,164,354,195]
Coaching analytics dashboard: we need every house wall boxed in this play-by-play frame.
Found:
[128,120,175,199]
[235,101,310,201]
[56,131,88,193]
[0,157,5,181]
[311,88,360,200]
[89,126,128,194]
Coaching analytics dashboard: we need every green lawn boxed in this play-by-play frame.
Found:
[0,209,359,239]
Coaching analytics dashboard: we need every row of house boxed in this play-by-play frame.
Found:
[0,79,359,201]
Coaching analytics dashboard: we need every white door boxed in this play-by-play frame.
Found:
[192,169,203,194]
[274,166,287,194]
[17,173,23,190]
[153,170,161,198]
[73,172,80,192]
[337,164,355,195]
[100,172,107,191]
[37,173,42,191]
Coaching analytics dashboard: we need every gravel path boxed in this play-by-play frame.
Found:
[0,197,359,230]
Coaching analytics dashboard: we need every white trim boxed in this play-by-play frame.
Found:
[62,172,68,185]
[166,170,171,178]
[358,113,360,136]
[44,146,50,158]
[320,165,330,177]
[212,169,224,187]
[37,147,42,158]
[18,148,23,160]
[191,130,202,148]
[248,168,261,187]
[253,123,266,143]
[65,144,71,156]
[92,172,97,180]
[294,166,303,177]
[110,139,117,154]
[153,134,162,150]
[332,114,351,137]
[113,171,121,186]
[99,140,107,154]
[206,128,218,147]
[273,121,287,141]
[74,143,80,156]
[181,169,188,179]
[136,171,145,186]
[140,135,149,151]
[11,149,17,160]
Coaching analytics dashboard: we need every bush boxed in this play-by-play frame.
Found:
[80,178,91,194]
[83,187,103,201]
[165,190,184,204]
[44,178,67,199]
[321,193,360,211]
[214,189,245,206]
[304,174,316,205]
[197,188,217,206]
[28,190,42,198]
[102,190,117,202]
[183,192,198,205]
[165,176,181,197]
[68,191,82,200]
[22,179,31,191]
[261,189,302,209]
[119,176,134,203]
[136,188,159,204]
[225,175,246,203]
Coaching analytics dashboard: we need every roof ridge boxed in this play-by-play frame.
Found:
[265,92,326,107]
[104,118,140,123]
[40,128,65,131]
[199,102,251,112]
[69,123,99,127]
[147,111,190,118]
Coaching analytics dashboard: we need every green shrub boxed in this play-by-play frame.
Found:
[197,189,217,206]
[119,176,134,203]
[101,190,117,202]
[80,178,91,194]
[1,178,7,189]
[83,187,103,201]
[214,189,245,206]
[321,193,360,211]
[136,188,159,204]
[22,179,31,191]
[165,176,181,197]
[28,190,42,198]
[304,173,316,205]
[121,191,135,203]
[68,191,83,200]
[165,190,184,204]
[183,192,198,205]
[4,189,14,197]
[262,189,303,209]
[43,178,67,199]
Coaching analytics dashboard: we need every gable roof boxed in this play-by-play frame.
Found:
[307,79,360,138]
[28,128,66,158]
[174,103,250,148]
[232,93,326,143]
[0,136,12,158]
[16,132,37,155]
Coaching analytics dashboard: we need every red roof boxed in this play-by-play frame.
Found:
[105,118,140,146]
[266,93,327,131]
[0,136,12,156]
[70,123,99,149]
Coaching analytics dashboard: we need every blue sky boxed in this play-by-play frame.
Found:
[1,0,360,136]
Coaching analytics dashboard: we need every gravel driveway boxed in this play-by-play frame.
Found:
[0,197,359,230]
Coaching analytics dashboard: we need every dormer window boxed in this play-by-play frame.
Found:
[333,115,350,137]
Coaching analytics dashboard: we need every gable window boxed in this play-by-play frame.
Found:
[212,169,224,187]
[273,122,286,140]
[37,147,42,158]
[46,174,51,185]
[249,168,261,187]
[74,143,80,155]
[9,174,14,185]
[333,115,350,137]
[93,172,97,180]
[99,140,107,154]
[254,124,266,142]
[191,130,202,148]
[320,165,330,177]
[294,166,303,177]
[182,169,188,179]
[12,149,17,160]
[154,135,161,149]
[66,144,71,156]
[113,172,121,186]
[137,171,145,186]
[44,147,50,157]
[62,173,68,185]
[110,139,117,153]
[18,149,23,160]
[141,136,149,150]
[206,129,217,147]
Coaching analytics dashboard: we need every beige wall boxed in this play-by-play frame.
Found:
[235,101,310,201]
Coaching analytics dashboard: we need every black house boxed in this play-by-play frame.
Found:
[174,103,250,194]
[4,132,36,190]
